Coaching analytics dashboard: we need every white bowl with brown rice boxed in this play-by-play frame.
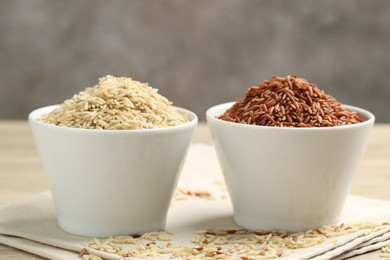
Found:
[206,75,375,232]
[28,76,198,237]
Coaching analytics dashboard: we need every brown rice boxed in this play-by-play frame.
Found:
[380,244,390,258]
[40,75,189,130]
[218,75,363,127]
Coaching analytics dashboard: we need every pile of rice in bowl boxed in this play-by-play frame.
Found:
[40,75,189,130]
[218,75,363,127]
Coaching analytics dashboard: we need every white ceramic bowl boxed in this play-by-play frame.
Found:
[29,105,197,237]
[207,102,374,232]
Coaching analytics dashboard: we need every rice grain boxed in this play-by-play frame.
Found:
[219,75,363,127]
[40,75,189,130]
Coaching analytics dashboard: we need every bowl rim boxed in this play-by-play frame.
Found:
[206,102,375,131]
[29,104,198,133]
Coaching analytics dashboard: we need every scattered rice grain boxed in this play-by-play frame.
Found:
[85,220,390,259]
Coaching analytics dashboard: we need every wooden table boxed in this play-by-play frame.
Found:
[0,121,389,259]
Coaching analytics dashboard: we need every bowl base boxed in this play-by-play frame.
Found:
[58,216,166,238]
[233,214,341,233]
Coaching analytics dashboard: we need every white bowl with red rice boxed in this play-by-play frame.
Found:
[207,102,374,232]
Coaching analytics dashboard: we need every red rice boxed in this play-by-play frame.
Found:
[218,75,363,127]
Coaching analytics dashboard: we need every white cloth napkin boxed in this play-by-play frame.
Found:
[0,143,389,260]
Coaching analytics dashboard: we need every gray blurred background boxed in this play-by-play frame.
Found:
[1,0,389,122]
